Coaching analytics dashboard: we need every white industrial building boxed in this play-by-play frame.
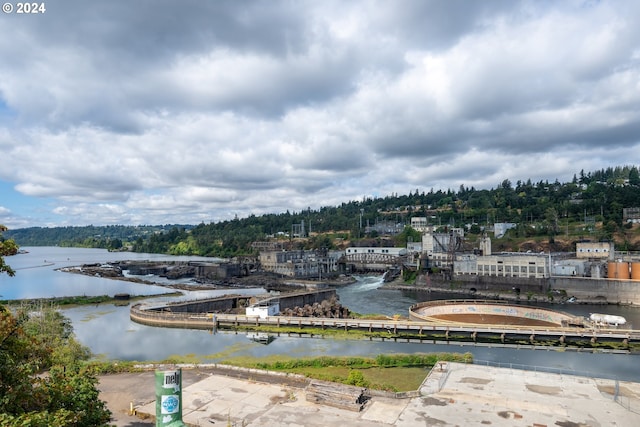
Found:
[345,247,407,256]
[410,217,437,233]
[576,241,614,259]
[246,301,280,318]
[454,253,550,279]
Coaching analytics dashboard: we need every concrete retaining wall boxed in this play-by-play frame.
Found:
[550,277,640,305]
[160,290,337,315]
[140,289,337,316]
[435,275,640,305]
[165,295,243,313]
[447,275,548,293]
[274,289,337,311]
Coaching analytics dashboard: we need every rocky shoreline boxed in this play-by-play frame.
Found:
[57,261,355,294]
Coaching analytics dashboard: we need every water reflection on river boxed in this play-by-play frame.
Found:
[4,247,640,381]
[64,302,640,381]
[0,246,218,300]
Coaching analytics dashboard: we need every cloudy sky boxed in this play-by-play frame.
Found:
[1,0,639,229]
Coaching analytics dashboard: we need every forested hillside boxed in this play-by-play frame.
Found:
[4,224,194,250]
[4,165,640,256]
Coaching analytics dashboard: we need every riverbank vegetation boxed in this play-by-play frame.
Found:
[0,225,18,276]
[217,353,472,392]
[0,302,112,426]
[84,353,472,393]
[5,166,640,257]
[0,292,181,308]
[2,224,194,250]
[1,231,111,425]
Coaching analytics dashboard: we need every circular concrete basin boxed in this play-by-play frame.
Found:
[410,300,576,327]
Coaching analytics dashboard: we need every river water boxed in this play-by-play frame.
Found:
[2,247,640,381]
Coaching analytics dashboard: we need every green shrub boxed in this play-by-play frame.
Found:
[346,370,369,387]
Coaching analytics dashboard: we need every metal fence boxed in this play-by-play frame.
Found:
[614,379,640,414]
[473,359,605,380]
[437,365,451,392]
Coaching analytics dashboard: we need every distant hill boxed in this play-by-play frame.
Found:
[4,165,640,256]
[4,224,194,250]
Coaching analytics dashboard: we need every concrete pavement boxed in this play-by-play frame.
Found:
[103,363,640,426]
[403,362,640,426]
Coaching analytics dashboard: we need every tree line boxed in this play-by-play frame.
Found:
[130,164,640,255]
[4,224,194,251]
[4,164,640,256]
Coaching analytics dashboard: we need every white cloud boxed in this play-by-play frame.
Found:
[0,0,639,227]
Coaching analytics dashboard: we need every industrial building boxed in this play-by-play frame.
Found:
[623,207,640,223]
[258,249,342,278]
[576,241,614,259]
[451,237,640,282]
[421,229,464,268]
[344,247,407,256]
[410,217,437,233]
[454,252,550,279]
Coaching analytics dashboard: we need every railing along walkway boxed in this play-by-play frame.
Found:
[130,304,640,344]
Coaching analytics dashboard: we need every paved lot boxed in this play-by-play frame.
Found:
[99,363,640,426]
[407,363,640,426]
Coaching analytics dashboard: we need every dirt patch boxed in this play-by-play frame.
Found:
[98,366,309,426]
[421,415,446,425]
[422,396,448,406]
[526,384,562,395]
[555,421,588,427]
[460,377,492,385]
[430,313,558,327]
[98,373,157,427]
[597,384,639,398]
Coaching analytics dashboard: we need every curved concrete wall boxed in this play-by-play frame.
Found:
[131,289,338,329]
[410,300,574,326]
